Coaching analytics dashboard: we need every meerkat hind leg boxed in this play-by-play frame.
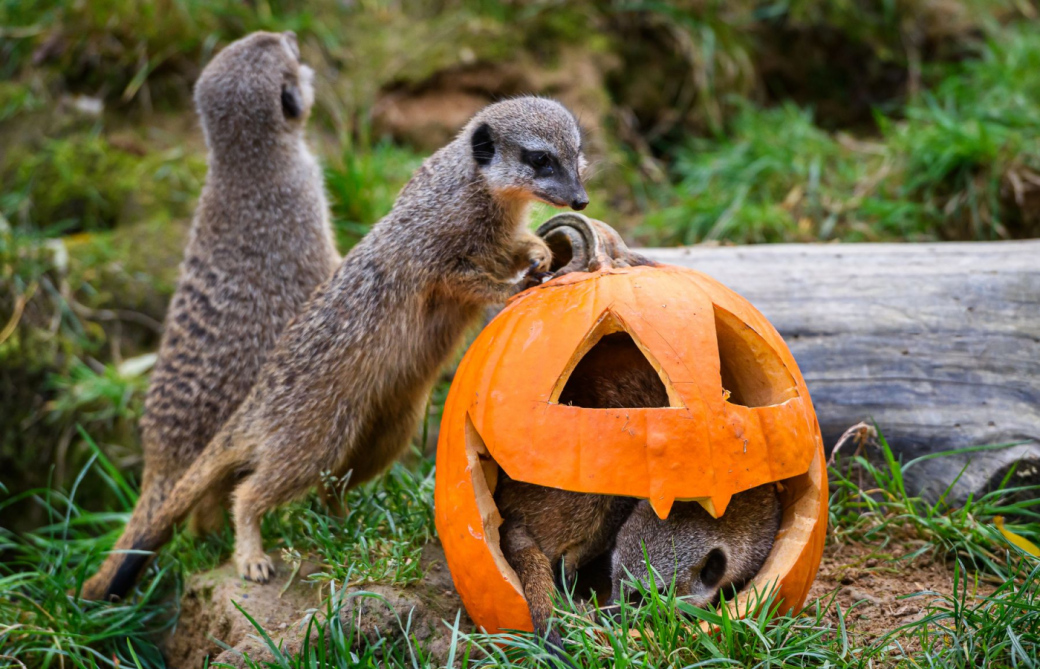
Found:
[188,477,233,536]
[232,478,276,583]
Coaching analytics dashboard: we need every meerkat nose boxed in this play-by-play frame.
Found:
[571,197,589,211]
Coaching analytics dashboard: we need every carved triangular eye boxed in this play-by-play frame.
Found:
[554,311,674,409]
[714,305,798,408]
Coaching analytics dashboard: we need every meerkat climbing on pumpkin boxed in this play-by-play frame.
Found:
[82,97,590,601]
[78,31,339,601]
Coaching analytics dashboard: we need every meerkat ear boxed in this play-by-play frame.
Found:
[281,84,303,120]
[471,123,495,165]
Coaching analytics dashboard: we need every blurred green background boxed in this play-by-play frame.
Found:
[3,0,1040,523]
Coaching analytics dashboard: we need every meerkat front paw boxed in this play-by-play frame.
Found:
[237,552,275,583]
[515,235,552,276]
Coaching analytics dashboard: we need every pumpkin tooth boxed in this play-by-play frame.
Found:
[697,492,733,518]
[649,495,675,519]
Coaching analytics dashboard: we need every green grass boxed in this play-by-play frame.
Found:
[645,22,1040,245]
[3,427,1039,668]
[2,130,205,236]
[221,551,1040,668]
[828,433,1040,578]
[909,558,1040,667]
[0,456,176,668]
[4,1,1040,666]
[325,138,425,250]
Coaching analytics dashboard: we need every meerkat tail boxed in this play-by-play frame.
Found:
[78,470,176,600]
[79,437,245,601]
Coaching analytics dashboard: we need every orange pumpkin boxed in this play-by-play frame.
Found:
[434,216,827,634]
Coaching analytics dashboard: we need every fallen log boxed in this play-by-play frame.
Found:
[640,241,1040,503]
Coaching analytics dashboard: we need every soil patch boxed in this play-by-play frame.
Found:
[807,539,994,645]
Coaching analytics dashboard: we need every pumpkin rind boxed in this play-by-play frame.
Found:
[435,264,827,634]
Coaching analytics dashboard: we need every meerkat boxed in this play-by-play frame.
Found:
[81,96,590,601]
[77,32,339,601]
[494,332,665,648]
[609,484,781,609]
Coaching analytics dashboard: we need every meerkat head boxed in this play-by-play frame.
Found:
[194,31,315,152]
[610,502,730,609]
[466,97,589,211]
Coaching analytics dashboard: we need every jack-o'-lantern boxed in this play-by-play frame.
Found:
[434,214,827,634]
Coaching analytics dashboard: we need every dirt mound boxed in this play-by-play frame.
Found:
[165,541,470,667]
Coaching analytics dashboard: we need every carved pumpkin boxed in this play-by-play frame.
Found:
[434,215,827,635]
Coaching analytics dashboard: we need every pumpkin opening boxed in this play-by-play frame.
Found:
[550,309,682,407]
[714,305,798,408]
[558,332,670,409]
[463,414,524,595]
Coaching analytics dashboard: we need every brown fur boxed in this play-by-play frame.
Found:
[610,484,781,607]
[79,31,338,601]
[82,97,589,601]
[494,333,667,645]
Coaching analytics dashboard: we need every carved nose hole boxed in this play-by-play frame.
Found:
[714,305,798,408]
[558,332,670,409]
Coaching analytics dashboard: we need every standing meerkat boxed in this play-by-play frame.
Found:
[77,31,339,601]
[610,484,781,608]
[82,96,590,601]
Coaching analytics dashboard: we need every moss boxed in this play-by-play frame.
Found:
[1,129,204,235]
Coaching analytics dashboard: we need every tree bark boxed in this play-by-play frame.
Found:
[640,241,1040,502]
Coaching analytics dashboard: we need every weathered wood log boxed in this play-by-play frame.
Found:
[640,241,1040,503]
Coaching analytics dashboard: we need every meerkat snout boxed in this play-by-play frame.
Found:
[469,97,589,211]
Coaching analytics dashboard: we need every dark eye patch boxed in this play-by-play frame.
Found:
[522,149,555,177]
[700,548,727,588]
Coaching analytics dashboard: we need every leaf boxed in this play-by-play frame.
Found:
[994,516,1040,556]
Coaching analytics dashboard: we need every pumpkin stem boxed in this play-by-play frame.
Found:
[536,213,656,277]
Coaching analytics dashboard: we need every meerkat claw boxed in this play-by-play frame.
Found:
[239,554,275,583]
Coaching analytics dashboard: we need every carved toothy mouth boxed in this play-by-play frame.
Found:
[467,428,823,616]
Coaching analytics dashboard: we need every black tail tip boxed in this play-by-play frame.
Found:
[103,552,153,602]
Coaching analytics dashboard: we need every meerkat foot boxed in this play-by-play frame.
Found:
[237,552,275,583]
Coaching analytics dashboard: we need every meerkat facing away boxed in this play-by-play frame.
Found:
[610,484,781,609]
[494,332,665,648]
[81,96,590,602]
[77,31,339,602]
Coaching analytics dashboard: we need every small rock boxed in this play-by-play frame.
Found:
[846,587,885,606]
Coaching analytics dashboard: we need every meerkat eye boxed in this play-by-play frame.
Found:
[523,150,554,177]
